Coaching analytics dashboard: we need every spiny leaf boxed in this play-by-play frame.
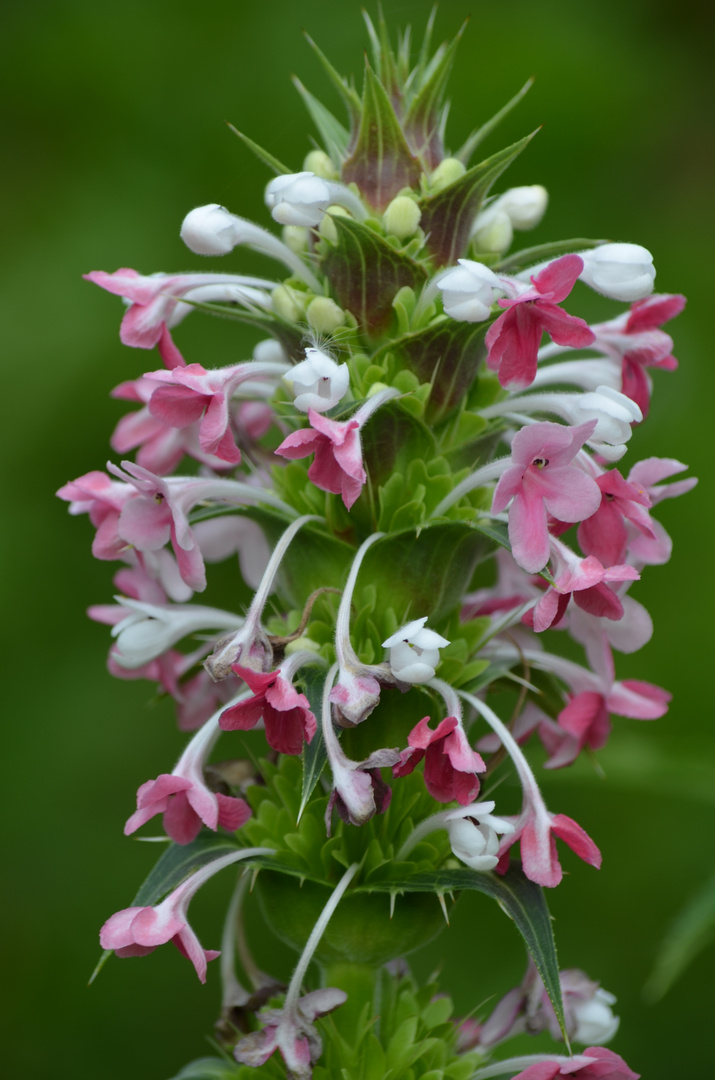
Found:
[420,132,536,266]
[402,21,466,169]
[495,237,607,273]
[456,78,534,165]
[368,865,567,1043]
[227,124,291,176]
[133,834,241,908]
[361,399,437,489]
[302,32,362,122]
[291,77,351,162]
[342,60,422,211]
[321,214,427,338]
[374,317,491,424]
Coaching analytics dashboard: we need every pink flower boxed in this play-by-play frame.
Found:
[85,269,274,368]
[56,470,135,560]
[394,715,485,805]
[592,293,685,417]
[507,1047,639,1080]
[491,421,601,574]
[235,988,347,1077]
[124,709,252,844]
[486,256,595,389]
[144,358,288,465]
[275,388,400,510]
[100,848,272,982]
[555,681,670,762]
[220,658,318,756]
[577,469,655,566]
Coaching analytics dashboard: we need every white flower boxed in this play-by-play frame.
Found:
[382,617,450,684]
[111,599,243,669]
[571,987,620,1045]
[283,347,350,413]
[579,243,655,301]
[265,171,333,227]
[564,385,642,455]
[446,806,514,872]
[497,184,549,229]
[437,260,502,322]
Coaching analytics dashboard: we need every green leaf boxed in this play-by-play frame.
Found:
[133,833,241,908]
[172,296,304,357]
[166,1058,240,1080]
[361,399,436,490]
[402,23,465,169]
[456,78,534,164]
[342,60,422,211]
[360,521,499,623]
[370,865,567,1043]
[374,318,491,423]
[302,32,362,120]
[300,666,331,818]
[495,237,607,273]
[645,870,715,1001]
[419,132,536,266]
[226,124,291,175]
[322,214,427,338]
[291,77,351,162]
[240,507,354,609]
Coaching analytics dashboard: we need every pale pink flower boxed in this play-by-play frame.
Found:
[491,421,601,573]
[100,847,272,982]
[479,1047,639,1080]
[485,255,595,389]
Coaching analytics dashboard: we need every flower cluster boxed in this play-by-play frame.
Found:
[62,13,691,1079]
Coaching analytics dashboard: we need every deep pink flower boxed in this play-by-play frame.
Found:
[275,388,400,510]
[509,1047,638,1080]
[592,293,685,417]
[491,421,601,573]
[124,710,252,844]
[486,256,595,389]
[100,848,271,982]
[276,409,365,509]
[220,660,317,756]
[577,469,655,566]
[393,715,485,805]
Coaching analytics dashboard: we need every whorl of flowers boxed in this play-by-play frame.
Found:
[62,12,692,1079]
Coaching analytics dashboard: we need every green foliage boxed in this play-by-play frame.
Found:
[645,869,715,1001]
[321,213,427,339]
[495,237,606,273]
[419,133,536,266]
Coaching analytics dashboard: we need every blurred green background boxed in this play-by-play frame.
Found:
[2,1,713,1077]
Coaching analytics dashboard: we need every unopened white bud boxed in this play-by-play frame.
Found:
[579,243,656,302]
[282,225,309,253]
[252,338,287,364]
[498,185,548,229]
[430,157,466,192]
[303,149,339,180]
[271,284,305,323]
[306,296,346,335]
[180,204,237,255]
[266,171,331,228]
[472,209,513,254]
[383,196,422,239]
[437,259,502,322]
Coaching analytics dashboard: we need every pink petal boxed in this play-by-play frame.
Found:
[508,490,550,573]
[550,813,601,869]
[531,254,584,302]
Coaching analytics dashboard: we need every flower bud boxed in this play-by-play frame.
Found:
[306,296,346,335]
[437,259,502,322]
[303,149,339,180]
[253,338,287,364]
[180,204,237,255]
[282,224,309,253]
[430,157,466,192]
[318,204,350,244]
[472,209,513,254]
[579,243,656,301]
[265,171,331,227]
[498,184,549,229]
[383,195,422,239]
[283,347,350,413]
[382,617,450,684]
[271,284,305,323]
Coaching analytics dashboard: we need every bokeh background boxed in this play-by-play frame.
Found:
[2,1,713,1077]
